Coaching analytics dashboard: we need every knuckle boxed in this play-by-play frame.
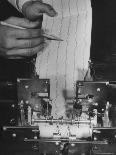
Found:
[3,39,11,48]
[26,40,33,48]
[6,29,17,39]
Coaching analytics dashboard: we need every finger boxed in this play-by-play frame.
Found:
[5,17,41,29]
[24,1,57,20]
[8,37,44,49]
[0,47,7,57]
[13,28,44,39]
[6,42,48,57]
[0,47,24,59]
[34,2,57,17]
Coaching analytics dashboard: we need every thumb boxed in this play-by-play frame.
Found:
[4,17,40,28]
[22,1,58,21]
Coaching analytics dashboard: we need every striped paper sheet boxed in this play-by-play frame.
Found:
[35,0,92,118]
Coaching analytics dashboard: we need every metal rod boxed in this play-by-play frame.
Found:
[33,119,91,124]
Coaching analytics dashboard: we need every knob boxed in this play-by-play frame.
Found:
[25,85,29,89]
[34,136,38,139]
[11,104,15,108]
[71,143,75,147]
[12,133,16,138]
[94,136,97,141]
[25,100,29,104]
[55,142,60,146]
[3,126,7,131]
[17,79,20,83]
[97,88,100,92]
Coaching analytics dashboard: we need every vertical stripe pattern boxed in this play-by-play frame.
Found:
[35,0,92,118]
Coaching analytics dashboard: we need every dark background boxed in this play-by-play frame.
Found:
[90,0,116,80]
[91,0,116,62]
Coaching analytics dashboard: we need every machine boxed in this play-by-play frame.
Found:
[1,78,116,154]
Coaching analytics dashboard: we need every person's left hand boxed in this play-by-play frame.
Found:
[0,17,48,58]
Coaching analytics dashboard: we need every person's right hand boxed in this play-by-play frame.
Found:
[0,17,48,58]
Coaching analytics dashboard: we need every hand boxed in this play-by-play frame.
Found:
[22,0,57,21]
[0,17,48,58]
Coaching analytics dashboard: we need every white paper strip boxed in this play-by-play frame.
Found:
[35,0,92,118]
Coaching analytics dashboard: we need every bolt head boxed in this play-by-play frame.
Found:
[97,88,100,92]
[71,143,75,147]
[55,142,59,145]
[12,133,16,137]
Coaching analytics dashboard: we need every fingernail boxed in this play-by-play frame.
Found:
[50,9,58,16]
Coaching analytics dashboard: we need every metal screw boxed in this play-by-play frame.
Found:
[12,133,16,138]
